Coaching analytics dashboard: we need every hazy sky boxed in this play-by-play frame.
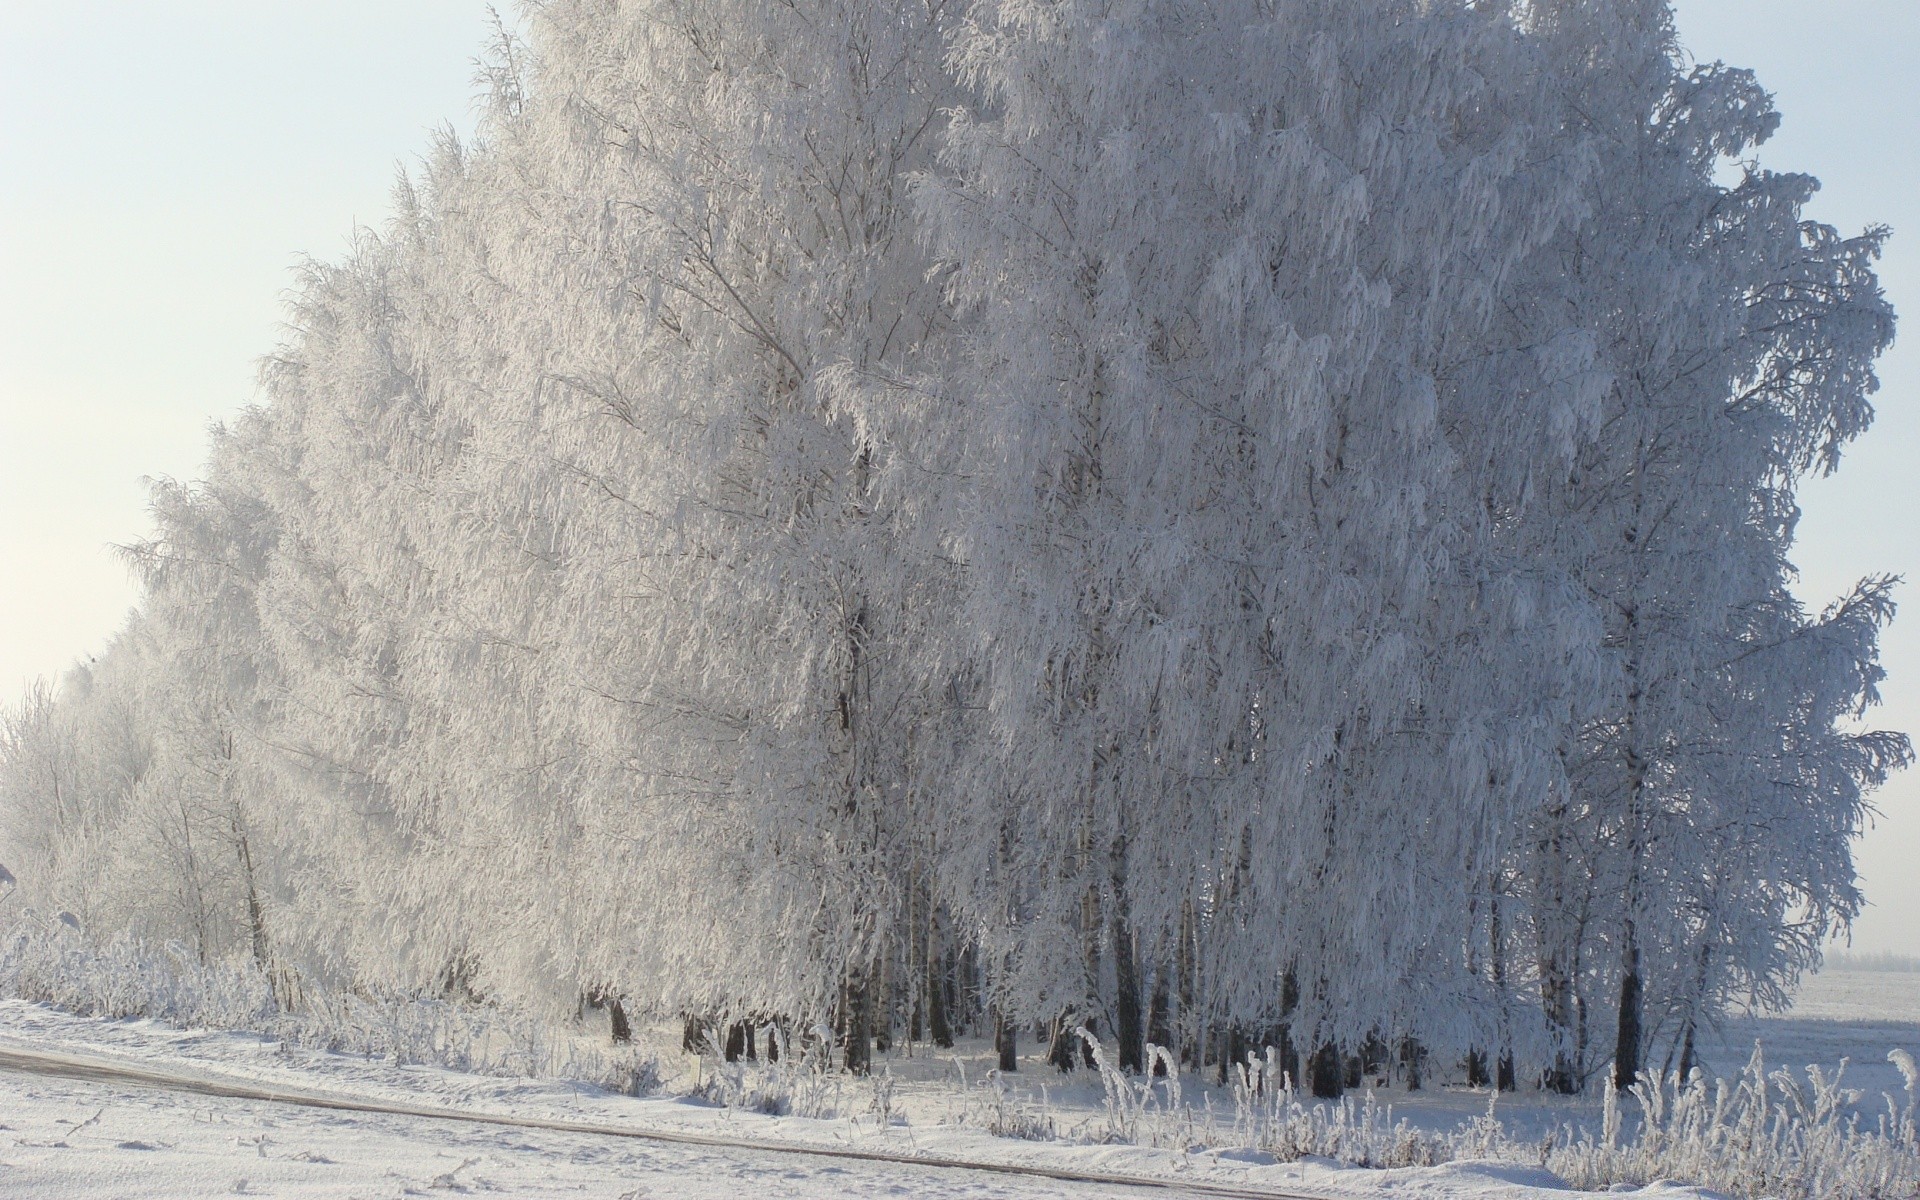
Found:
[2,2,1916,952]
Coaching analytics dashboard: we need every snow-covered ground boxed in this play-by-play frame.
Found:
[0,970,1912,1199]
[0,1002,1683,1200]
[1699,969,1920,1108]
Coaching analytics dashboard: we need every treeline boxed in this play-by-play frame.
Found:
[1,0,1905,1096]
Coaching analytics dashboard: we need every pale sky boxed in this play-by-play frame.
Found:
[2,2,1916,952]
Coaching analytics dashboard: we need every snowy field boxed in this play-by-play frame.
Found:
[1699,969,1920,1108]
[2,970,1917,1198]
[0,1001,1686,1200]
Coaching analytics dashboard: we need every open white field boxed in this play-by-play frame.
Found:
[1694,969,1920,1109]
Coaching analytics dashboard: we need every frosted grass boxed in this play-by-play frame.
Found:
[5,923,1917,1199]
[0,924,658,1095]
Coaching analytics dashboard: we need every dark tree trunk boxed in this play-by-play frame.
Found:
[1674,939,1711,1084]
[1466,1049,1490,1089]
[1308,1043,1344,1099]
[1540,960,1582,1094]
[1177,902,1197,1068]
[955,940,978,1036]
[1148,968,1172,1076]
[1047,1013,1082,1072]
[1265,1024,1297,1090]
[1267,971,1300,1089]
[1360,1033,1389,1085]
[608,999,632,1045]
[928,943,954,1049]
[1400,1037,1425,1091]
[1113,932,1143,1074]
[844,968,873,1076]
[682,1014,706,1054]
[1111,841,1144,1075]
[724,1021,749,1062]
[1498,1051,1517,1092]
[873,951,893,1054]
[993,1006,1017,1072]
[1220,1025,1247,1087]
[1613,940,1643,1091]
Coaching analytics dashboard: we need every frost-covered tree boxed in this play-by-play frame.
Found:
[1513,0,1903,1090]
[0,0,1901,1093]
[919,0,1609,1087]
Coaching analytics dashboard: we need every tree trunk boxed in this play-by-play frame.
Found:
[844,967,873,1076]
[1220,1025,1247,1087]
[927,938,954,1049]
[1177,901,1197,1068]
[609,999,633,1045]
[1308,1042,1344,1099]
[1147,966,1172,1076]
[1613,937,1642,1091]
[1400,1037,1425,1091]
[1466,1049,1490,1089]
[1539,951,1581,1093]
[1674,938,1712,1084]
[1047,1013,1082,1072]
[873,950,893,1055]
[1270,970,1300,1089]
[1110,839,1144,1075]
[993,1006,1018,1072]
[1614,605,1650,1095]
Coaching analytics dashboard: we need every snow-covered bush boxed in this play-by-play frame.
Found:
[1545,1048,1920,1200]
[0,921,277,1031]
[686,1026,855,1120]
[961,1068,1059,1142]
[0,921,660,1094]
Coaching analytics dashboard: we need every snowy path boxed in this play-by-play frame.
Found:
[0,1041,1318,1199]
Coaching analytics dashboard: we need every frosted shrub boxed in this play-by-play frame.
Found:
[9,925,1918,1200]
[1040,1035,1919,1195]
[1546,1046,1920,1200]
[962,1068,1057,1142]
[693,1029,846,1120]
[1053,1030,1196,1145]
[1219,1049,1449,1169]
[1067,1034,1443,1166]
[0,923,661,1094]
[0,923,276,1030]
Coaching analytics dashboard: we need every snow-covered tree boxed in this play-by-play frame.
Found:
[1513,0,1903,1090]
[0,0,1901,1094]
[919,0,1610,1087]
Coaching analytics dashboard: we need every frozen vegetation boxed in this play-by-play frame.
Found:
[0,0,1909,1195]
[2,926,1918,1198]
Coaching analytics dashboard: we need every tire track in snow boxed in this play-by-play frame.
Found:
[0,1041,1334,1200]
